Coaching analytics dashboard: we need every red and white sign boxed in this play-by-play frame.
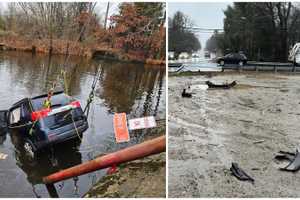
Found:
[113,113,130,143]
[128,116,156,130]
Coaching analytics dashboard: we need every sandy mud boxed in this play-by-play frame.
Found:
[169,72,300,197]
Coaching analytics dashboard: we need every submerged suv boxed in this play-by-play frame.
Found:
[7,91,88,158]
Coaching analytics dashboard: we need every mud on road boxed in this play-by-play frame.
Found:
[169,72,300,197]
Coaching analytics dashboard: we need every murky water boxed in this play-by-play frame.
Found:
[0,51,165,197]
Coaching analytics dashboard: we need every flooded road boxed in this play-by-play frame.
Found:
[0,51,165,197]
[169,72,300,197]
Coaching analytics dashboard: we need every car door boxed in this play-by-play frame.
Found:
[20,102,33,132]
[226,54,235,64]
[232,53,241,64]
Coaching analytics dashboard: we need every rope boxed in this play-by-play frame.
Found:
[83,66,101,117]
[72,114,82,142]
[64,109,83,142]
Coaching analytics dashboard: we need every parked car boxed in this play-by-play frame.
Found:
[168,51,175,60]
[288,43,300,65]
[178,52,189,59]
[192,53,200,58]
[204,51,210,59]
[217,53,247,66]
[7,91,88,159]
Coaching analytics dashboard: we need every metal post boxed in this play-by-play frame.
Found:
[293,64,296,72]
[46,184,59,198]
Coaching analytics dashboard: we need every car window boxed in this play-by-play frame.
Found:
[240,54,247,59]
[42,108,84,130]
[225,54,233,58]
[21,102,31,122]
[229,54,235,58]
[9,107,21,124]
[31,93,72,111]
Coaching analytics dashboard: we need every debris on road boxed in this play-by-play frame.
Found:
[274,151,295,161]
[276,150,300,172]
[230,162,254,182]
[253,140,265,144]
[205,80,237,89]
[182,89,192,98]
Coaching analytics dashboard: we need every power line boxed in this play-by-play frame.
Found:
[184,26,224,33]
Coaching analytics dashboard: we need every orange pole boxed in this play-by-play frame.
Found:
[43,135,165,184]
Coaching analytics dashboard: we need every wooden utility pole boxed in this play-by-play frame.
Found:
[104,2,110,29]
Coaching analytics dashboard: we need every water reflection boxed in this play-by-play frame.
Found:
[0,51,165,197]
[10,132,82,185]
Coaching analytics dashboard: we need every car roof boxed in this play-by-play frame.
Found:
[11,97,30,109]
[31,90,64,100]
[30,91,73,111]
[10,91,66,109]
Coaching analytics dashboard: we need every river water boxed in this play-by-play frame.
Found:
[0,51,165,197]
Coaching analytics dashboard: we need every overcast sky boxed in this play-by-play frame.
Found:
[168,2,231,52]
[0,2,120,26]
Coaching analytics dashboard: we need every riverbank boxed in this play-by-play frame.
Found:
[84,153,165,198]
[169,71,300,197]
[0,34,165,66]
[84,121,166,198]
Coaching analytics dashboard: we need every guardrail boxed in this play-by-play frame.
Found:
[222,61,299,72]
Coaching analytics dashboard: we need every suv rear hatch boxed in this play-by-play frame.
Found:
[31,92,87,140]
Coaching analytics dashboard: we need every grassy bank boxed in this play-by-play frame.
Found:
[0,34,165,66]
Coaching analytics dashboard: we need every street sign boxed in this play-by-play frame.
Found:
[113,113,130,143]
[129,116,156,130]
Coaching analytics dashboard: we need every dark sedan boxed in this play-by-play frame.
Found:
[217,53,247,66]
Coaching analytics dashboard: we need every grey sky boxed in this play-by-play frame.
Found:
[168,2,231,51]
[0,2,120,26]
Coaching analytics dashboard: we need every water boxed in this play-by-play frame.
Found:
[168,59,221,72]
[0,51,165,197]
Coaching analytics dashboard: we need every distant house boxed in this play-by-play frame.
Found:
[178,52,189,59]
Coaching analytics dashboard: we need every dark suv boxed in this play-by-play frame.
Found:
[217,53,247,66]
[7,91,88,159]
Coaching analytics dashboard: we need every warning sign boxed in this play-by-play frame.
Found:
[113,113,130,143]
[128,116,157,130]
